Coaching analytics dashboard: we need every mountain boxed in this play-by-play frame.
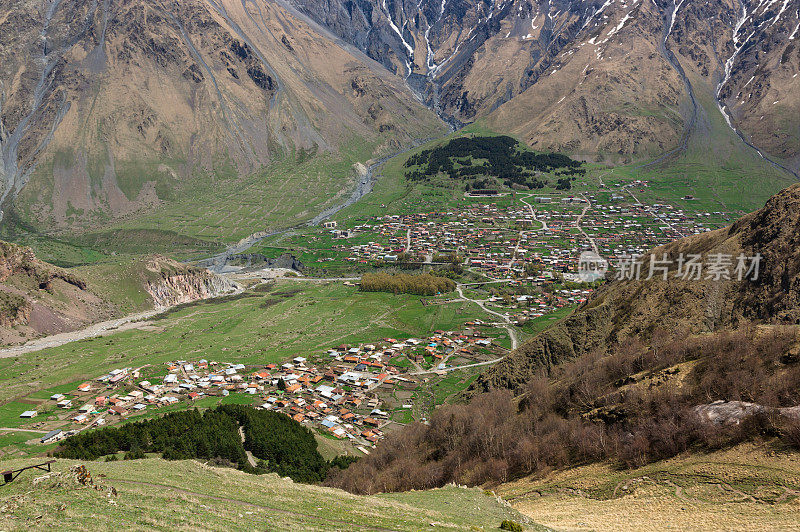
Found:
[0,0,443,233]
[1,0,796,242]
[290,0,800,167]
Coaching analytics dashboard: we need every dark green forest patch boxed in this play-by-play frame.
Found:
[54,405,333,482]
[403,135,584,190]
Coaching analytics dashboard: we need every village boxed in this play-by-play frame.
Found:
[18,325,507,454]
[281,186,728,284]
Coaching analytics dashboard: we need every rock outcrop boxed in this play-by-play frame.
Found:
[143,257,239,309]
[695,400,800,425]
[0,240,112,344]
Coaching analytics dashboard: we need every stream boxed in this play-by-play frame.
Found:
[196,138,436,273]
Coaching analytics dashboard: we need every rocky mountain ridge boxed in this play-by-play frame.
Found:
[292,0,800,166]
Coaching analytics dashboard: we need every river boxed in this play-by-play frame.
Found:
[197,138,436,273]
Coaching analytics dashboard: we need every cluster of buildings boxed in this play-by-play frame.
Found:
[159,328,501,448]
[581,200,725,262]
[327,194,726,281]
[22,326,504,451]
[498,287,595,325]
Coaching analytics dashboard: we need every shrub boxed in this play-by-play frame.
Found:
[500,519,523,532]
[327,325,800,494]
[124,448,145,460]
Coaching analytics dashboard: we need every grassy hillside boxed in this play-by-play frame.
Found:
[587,82,798,215]
[93,139,391,246]
[6,138,403,263]
[0,457,538,531]
[500,442,800,531]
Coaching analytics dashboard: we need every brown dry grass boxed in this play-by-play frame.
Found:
[499,442,800,531]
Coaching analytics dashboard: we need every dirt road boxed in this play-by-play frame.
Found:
[576,193,599,254]
[0,427,48,434]
[0,284,247,358]
[239,425,257,468]
[456,284,519,350]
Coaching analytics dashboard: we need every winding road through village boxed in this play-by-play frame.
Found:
[455,284,519,351]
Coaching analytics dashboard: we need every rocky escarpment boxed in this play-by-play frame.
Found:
[0,241,85,290]
[471,182,800,393]
[0,240,88,329]
[143,257,239,309]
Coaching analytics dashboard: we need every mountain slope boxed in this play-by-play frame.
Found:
[0,458,536,531]
[0,0,443,234]
[0,240,236,345]
[291,0,800,167]
[500,442,800,531]
[0,240,111,344]
[473,182,800,392]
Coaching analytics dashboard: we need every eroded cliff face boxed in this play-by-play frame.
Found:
[143,258,239,309]
[0,241,85,289]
